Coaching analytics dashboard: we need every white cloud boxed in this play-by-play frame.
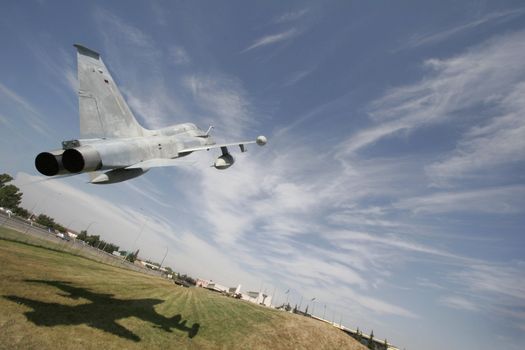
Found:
[401,9,525,49]
[394,186,525,214]
[242,28,299,53]
[94,7,154,50]
[122,84,190,129]
[274,8,310,23]
[439,261,525,327]
[451,262,525,302]
[0,82,41,116]
[440,295,480,312]
[283,68,315,86]
[0,113,9,126]
[169,46,190,65]
[427,83,525,185]
[329,230,469,263]
[339,30,525,158]
[0,82,49,136]
[183,74,252,138]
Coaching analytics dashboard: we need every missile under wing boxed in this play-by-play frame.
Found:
[34,44,267,184]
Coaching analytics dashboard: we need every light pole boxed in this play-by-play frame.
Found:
[127,216,148,261]
[311,298,317,316]
[323,304,327,320]
[85,221,97,233]
[159,246,168,270]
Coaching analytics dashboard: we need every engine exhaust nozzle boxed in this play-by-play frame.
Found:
[62,146,102,173]
[35,150,66,176]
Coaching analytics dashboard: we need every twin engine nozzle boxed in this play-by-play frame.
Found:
[35,146,102,176]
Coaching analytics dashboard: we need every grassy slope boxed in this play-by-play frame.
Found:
[0,228,365,350]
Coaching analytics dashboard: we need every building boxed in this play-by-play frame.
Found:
[241,291,272,307]
[196,279,273,307]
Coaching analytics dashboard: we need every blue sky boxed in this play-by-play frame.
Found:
[1,1,525,349]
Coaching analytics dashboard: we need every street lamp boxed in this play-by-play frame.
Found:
[125,216,148,261]
[159,246,168,270]
[85,221,97,232]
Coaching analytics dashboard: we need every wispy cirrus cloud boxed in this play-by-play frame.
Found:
[394,186,525,214]
[274,8,310,23]
[401,8,525,50]
[0,82,49,136]
[438,261,525,330]
[451,262,525,303]
[440,295,481,312]
[183,74,253,138]
[169,45,190,65]
[241,28,299,53]
[283,67,315,87]
[427,83,525,186]
[94,7,156,51]
[339,30,525,158]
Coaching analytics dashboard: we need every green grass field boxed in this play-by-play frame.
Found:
[0,227,365,349]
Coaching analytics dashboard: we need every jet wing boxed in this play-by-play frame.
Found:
[178,140,258,154]
[126,159,194,170]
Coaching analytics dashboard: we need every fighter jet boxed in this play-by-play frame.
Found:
[35,44,267,184]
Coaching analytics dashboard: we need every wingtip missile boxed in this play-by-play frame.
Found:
[256,135,267,146]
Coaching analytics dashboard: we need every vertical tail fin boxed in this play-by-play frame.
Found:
[74,44,146,138]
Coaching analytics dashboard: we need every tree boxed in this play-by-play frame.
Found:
[178,274,196,286]
[0,174,13,186]
[102,243,119,253]
[77,230,88,241]
[356,327,362,342]
[368,330,375,349]
[13,207,30,219]
[85,234,100,247]
[126,249,139,262]
[0,174,22,209]
[36,214,57,228]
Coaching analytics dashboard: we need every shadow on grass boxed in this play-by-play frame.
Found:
[4,279,200,341]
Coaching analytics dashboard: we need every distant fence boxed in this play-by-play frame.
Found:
[0,213,162,278]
